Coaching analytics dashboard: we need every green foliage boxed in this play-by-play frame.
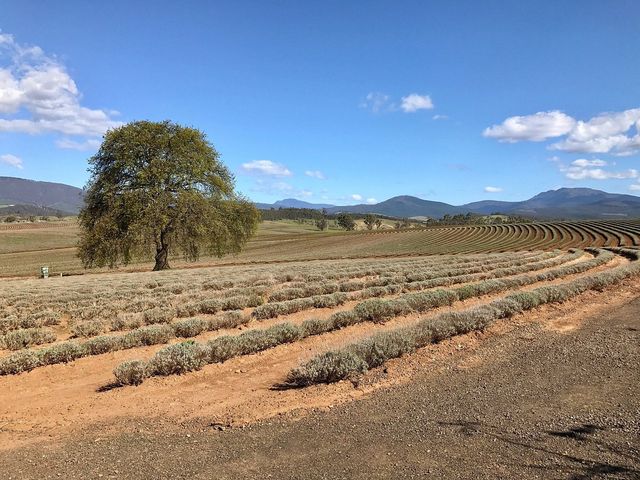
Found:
[78,120,259,271]
[315,217,328,231]
[363,214,377,230]
[336,213,356,231]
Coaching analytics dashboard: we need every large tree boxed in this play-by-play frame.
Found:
[78,120,259,271]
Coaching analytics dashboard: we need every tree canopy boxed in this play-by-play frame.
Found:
[78,120,259,270]
[336,213,356,231]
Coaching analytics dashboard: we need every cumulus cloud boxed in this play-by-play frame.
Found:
[400,94,433,113]
[630,183,640,191]
[550,108,640,155]
[0,153,23,169]
[484,186,502,193]
[241,160,292,177]
[483,111,576,142]
[351,194,363,201]
[366,197,377,204]
[304,170,325,180]
[485,107,640,156]
[0,32,121,142]
[559,159,638,180]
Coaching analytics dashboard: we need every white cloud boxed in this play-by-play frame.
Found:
[560,159,638,180]
[485,107,640,156]
[432,114,448,120]
[55,137,102,151]
[0,153,23,169]
[250,178,314,199]
[484,186,502,193]
[563,167,637,180]
[630,183,640,191]
[304,170,325,180]
[241,160,292,177]
[0,32,121,141]
[360,92,390,113]
[400,94,433,113]
[351,194,363,201]
[483,111,576,142]
[571,159,607,168]
[366,197,377,204]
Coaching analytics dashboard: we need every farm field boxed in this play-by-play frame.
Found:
[1,218,640,277]
[0,220,639,478]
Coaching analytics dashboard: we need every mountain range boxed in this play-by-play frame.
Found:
[1,176,640,219]
[255,189,640,219]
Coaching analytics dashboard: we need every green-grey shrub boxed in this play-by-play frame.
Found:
[300,318,333,336]
[205,335,241,363]
[198,299,220,314]
[173,318,207,338]
[1,327,56,350]
[70,320,104,338]
[83,335,121,355]
[143,307,175,325]
[0,349,42,375]
[176,302,201,318]
[114,360,148,386]
[350,330,415,368]
[121,324,174,348]
[285,350,368,386]
[40,342,85,364]
[329,310,359,329]
[147,341,207,376]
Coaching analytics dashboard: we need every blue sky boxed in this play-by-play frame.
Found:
[1,0,639,205]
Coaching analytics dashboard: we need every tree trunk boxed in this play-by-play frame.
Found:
[153,246,170,270]
[153,232,171,270]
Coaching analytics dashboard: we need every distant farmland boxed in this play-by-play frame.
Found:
[0,218,639,277]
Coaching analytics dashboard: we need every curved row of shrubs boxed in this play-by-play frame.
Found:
[267,250,561,302]
[0,311,247,376]
[0,327,56,351]
[286,248,640,385]
[111,249,612,386]
[251,250,583,320]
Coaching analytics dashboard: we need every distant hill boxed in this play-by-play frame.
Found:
[326,195,464,218]
[260,188,640,220]
[0,177,83,214]
[463,188,640,219]
[255,198,335,210]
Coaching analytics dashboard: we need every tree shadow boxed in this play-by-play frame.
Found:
[269,381,306,391]
[96,381,122,392]
[439,420,639,479]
